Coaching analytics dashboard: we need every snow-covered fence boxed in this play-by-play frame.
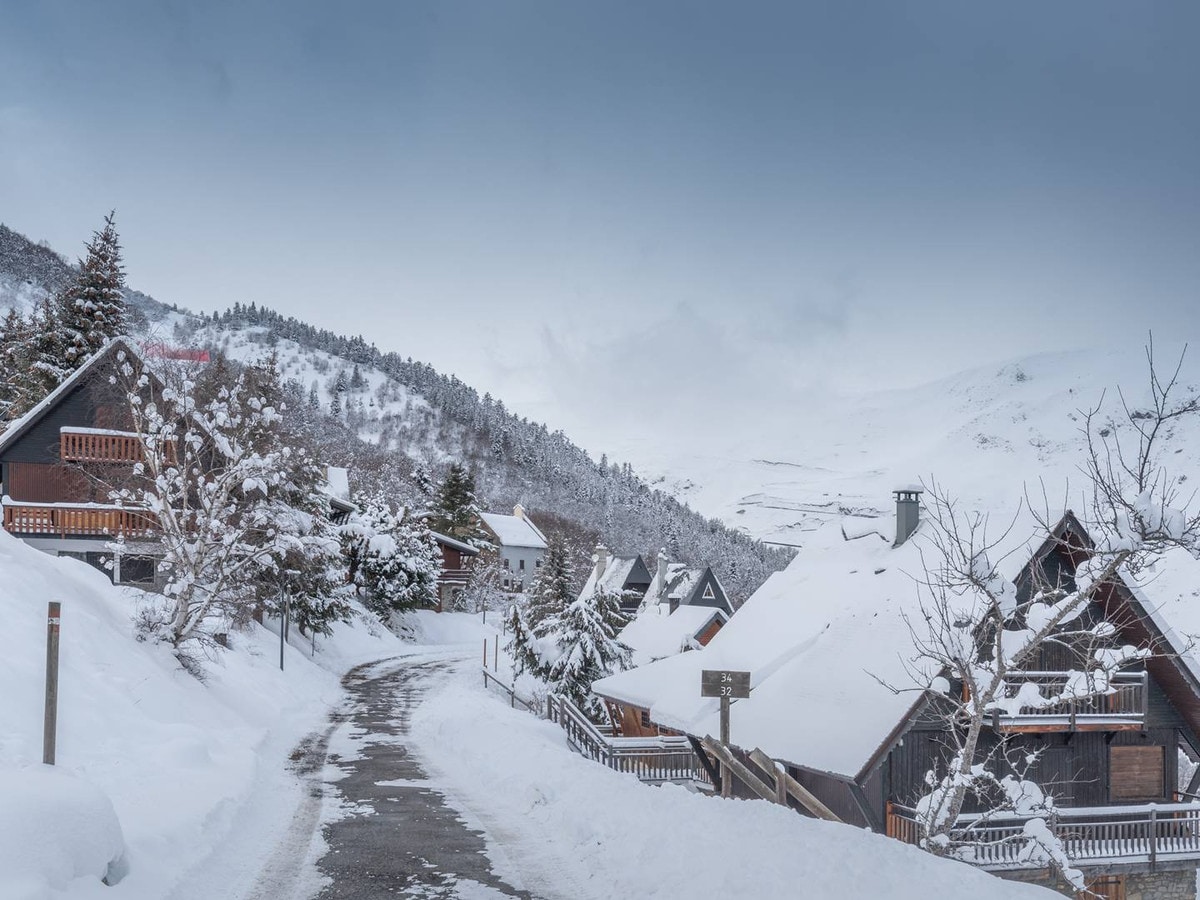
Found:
[480,666,540,714]
[887,801,1200,869]
[546,694,711,786]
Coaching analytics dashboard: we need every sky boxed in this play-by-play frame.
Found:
[2,1,1199,463]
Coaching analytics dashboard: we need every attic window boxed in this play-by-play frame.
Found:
[702,584,715,600]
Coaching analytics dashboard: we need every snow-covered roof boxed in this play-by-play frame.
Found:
[1120,548,1200,688]
[430,530,479,556]
[618,604,727,666]
[578,554,643,601]
[594,518,937,779]
[325,466,350,502]
[481,511,548,550]
[0,337,143,457]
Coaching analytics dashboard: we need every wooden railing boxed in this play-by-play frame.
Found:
[546,694,711,786]
[887,801,1200,869]
[992,671,1147,730]
[3,503,157,538]
[481,667,541,714]
[59,428,175,464]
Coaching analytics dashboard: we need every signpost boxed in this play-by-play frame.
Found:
[701,670,751,798]
[45,602,61,765]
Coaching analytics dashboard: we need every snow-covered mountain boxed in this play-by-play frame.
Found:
[0,222,791,601]
[627,343,1200,548]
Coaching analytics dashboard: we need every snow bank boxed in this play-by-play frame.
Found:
[0,765,125,898]
[409,666,1053,900]
[0,530,409,899]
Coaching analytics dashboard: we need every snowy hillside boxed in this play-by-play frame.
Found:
[632,343,1200,547]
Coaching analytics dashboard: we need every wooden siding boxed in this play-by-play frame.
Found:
[6,462,92,503]
[790,767,871,827]
[696,617,724,647]
[1110,746,1165,801]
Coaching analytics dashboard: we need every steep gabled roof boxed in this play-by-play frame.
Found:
[0,336,144,457]
[578,554,648,601]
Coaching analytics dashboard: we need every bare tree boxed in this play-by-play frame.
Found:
[902,340,1200,891]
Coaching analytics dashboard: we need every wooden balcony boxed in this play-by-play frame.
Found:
[3,502,157,538]
[60,428,144,463]
[991,671,1147,732]
[888,801,1200,870]
[59,428,174,464]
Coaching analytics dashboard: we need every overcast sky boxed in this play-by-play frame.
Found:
[3,1,1198,461]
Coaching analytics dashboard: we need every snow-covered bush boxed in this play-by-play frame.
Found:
[340,492,441,619]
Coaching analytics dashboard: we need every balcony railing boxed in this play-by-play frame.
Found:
[59,428,175,464]
[991,671,1147,731]
[888,801,1200,869]
[3,502,157,538]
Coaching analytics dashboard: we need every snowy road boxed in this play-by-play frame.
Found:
[307,653,539,900]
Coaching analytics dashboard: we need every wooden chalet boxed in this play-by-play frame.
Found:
[0,338,164,585]
[430,530,479,611]
[641,549,733,617]
[594,495,1200,899]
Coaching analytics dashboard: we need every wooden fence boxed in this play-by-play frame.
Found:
[545,694,711,786]
[3,502,157,538]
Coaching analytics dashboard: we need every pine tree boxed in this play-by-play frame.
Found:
[350,364,364,390]
[57,211,127,367]
[526,540,574,633]
[21,298,72,410]
[330,391,342,418]
[0,308,33,420]
[341,494,441,619]
[504,600,542,678]
[308,380,319,409]
[542,590,632,720]
[431,463,490,548]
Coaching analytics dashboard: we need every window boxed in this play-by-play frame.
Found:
[118,556,157,587]
[535,559,542,568]
[702,583,716,600]
[519,559,525,571]
[503,558,510,571]
[1109,745,1165,801]
[640,710,651,728]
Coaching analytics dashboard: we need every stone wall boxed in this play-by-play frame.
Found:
[999,867,1196,900]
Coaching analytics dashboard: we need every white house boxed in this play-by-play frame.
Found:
[481,504,547,591]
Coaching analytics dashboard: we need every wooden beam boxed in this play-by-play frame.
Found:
[700,737,778,804]
[748,748,842,823]
[687,735,722,793]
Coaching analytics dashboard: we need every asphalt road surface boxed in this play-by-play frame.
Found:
[309,655,537,900]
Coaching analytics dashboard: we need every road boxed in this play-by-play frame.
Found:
[304,653,538,900]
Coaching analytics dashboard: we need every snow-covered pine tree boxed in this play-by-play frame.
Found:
[431,462,491,549]
[56,211,126,367]
[340,493,442,620]
[504,600,542,678]
[21,297,73,410]
[0,307,33,420]
[526,539,574,633]
[541,590,632,721]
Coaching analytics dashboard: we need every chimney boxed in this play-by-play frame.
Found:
[648,549,669,605]
[592,544,609,585]
[513,503,526,521]
[893,486,923,546]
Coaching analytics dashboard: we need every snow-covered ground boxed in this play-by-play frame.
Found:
[411,657,1051,899]
[0,529,409,900]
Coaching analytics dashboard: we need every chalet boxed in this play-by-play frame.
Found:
[430,530,479,611]
[578,545,653,611]
[640,549,733,617]
[594,491,1200,900]
[481,505,547,591]
[0,338,164,586]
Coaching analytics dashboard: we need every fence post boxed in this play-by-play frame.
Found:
[44,601,61,765]
[1149,805,1157,869]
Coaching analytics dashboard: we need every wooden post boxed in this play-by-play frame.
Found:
[44,601,61,765]
[493,634,499,670]
[719,695,731,798]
